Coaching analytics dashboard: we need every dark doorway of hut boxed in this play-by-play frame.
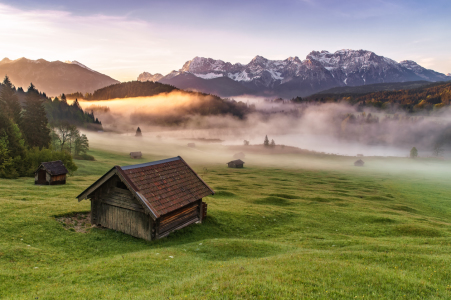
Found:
[37,169,46,184]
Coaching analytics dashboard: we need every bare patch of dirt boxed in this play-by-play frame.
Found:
[56,212,93,233]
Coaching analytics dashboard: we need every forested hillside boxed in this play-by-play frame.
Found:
[67,81,177,100]
[0,76,97,178]
[67,81,255,124]
[302,82,451,112]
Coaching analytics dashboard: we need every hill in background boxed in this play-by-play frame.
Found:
[303,81,451,111]
[0,58,119,96]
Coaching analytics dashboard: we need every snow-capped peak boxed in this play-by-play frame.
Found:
[139,49,449,93]
[65,60,98,73]
[0,57,11,64]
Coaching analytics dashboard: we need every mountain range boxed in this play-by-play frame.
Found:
[0,58,119,96]
[138,49,451,98]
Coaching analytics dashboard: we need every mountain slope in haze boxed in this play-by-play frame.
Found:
[0,58,119,96]
[139,50,451,98]
[158,72,254,97]
[137,72,164,82]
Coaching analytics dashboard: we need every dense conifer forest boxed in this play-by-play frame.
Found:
[0,76,96,178]
[302,82,451,112]
[67,81,177,100]
[67,80,255,122]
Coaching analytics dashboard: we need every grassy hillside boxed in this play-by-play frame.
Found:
[1,144,451,299]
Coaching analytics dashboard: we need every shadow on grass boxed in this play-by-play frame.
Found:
[268,193,300,199]
[394,224,441,237]
[185,239,284,261]
[212,191,237,197]
[254,196,293,206]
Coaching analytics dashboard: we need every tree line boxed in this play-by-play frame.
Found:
[66,81,177,100]
[301,82,451,113]
[0,76,92,179]
[46,94,102,130]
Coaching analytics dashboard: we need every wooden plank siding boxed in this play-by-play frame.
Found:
[91,179,152,240]
[157,200,201,238]
[101,187,144,213]
[96,203,151,240]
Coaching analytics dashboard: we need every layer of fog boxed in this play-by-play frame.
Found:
[74,92,451,158]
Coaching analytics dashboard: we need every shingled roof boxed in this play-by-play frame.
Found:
[36,160,68,175]
[227,159,244,164]
[77,156,214,218]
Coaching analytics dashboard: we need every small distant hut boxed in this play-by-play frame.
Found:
[76,156,214,240]
[233,152,245,159]
[130,152,142,159]
[35,160,68,185]
[187,143,196,148]
[227,159,245,168]
[354,159,364,167]
[135,127,142,137]
[357,154,364,157]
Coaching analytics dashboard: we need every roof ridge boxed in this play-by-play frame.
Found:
[121,156,180,170]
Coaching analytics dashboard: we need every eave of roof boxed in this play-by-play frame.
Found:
[35,160,68,175]
[121,157,180,170]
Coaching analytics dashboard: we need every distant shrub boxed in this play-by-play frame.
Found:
[24,148,78,176]
[74,153,95,161]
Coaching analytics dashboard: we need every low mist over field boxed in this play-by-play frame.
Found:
[75,94,451,157]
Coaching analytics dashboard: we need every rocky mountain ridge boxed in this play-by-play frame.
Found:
[139,49,450,98]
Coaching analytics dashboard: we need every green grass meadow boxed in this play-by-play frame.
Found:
[1,146,451,299]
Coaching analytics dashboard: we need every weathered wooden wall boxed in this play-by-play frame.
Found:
[157,200,201,238]
[90,176,152,240]
[35,169,66,185]
[227,162,243,168]
[50,174,66,185]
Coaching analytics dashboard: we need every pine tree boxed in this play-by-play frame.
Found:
[75,134,89,155]
[0,110,26,178]
[270,139,276,147]
[0,76,22,124]
[135,127,142,137]
[410,147,418,158]
[21,83,51,149]
[264,135,269,147]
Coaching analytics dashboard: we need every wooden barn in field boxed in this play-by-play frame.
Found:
[227,159,244,168]
[130,152,142,159]
[354,159,365,167]
[35,160,68,185]
[76,156,214,240]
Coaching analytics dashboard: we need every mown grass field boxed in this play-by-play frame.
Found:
[1,145,451,299]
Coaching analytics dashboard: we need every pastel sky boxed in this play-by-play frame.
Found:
[0,0,450,81]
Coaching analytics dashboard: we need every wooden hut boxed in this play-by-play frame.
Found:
[35,160,68,185]
[227,159,244,168]
[130,152,142,159]
[354,159,364,167]
[76,156,214,241]
[233,152,245,159]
